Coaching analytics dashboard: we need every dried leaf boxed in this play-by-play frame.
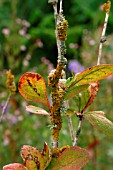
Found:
[46,146,90,170]
[3,163,26,170]
[67,64,113,88]
[82,82,99,112]
[64,84,89,100]
[85,111,113,137]
[26,105,49,116]
[18,72,50,109]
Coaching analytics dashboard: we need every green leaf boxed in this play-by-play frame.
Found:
[65,108,75,115]
[18,72,50,109]
[26,105,49,116]
[66,73,77,87]
[67,64,113,88]
[85,111,113,137]
[46,146,90,170]
[72,89,90,112]
[3,163,26,170]
[64,84,89,100]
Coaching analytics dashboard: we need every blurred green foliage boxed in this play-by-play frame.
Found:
[0,0,113,169]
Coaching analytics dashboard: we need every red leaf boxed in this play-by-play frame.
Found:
[3,163,26,170]
[88,140,100,150]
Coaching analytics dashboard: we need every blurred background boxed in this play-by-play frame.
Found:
[0,0,113,169]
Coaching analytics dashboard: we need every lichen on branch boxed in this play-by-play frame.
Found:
[48,65,65,143]
[48,0,68,148]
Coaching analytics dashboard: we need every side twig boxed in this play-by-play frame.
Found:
[67,114,75,144]
[0,70,16,122]
[73,118,83,146]
[97,0,111,65]
[0,93,11,122]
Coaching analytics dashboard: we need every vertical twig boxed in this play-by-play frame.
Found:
[53,2,58,23]
[0,93,11,122]
[73,118,83,146]
[48,0,68,149]
[60,0,63,14]
[97,13,109,65]
[64,100,75,145]
[67,115,75,144]
[97,0,111,65]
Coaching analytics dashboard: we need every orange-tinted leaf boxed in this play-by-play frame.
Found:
[46,146,90,170]
[26,105,49,116]
[85,111,113,137]
[41,142,52,168]
[3,163,26,170]
[21,145,45,170]
[82,82,99,113]
[64,84,89,100]
[67,64,113,88]
[18,72,50,109]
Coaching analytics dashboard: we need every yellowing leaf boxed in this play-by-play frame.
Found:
[67,64,113,88]
[64,84,89,100]
[21,145,45,170]
[21,144,51,170]
[18,72,50,109]
[85,111,113,137]
[24,159,38,170]
[26,105,49,116]
[3,163,26,170]
[46,146,90,170]
[41,142,52,169]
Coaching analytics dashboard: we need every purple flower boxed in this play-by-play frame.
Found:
[0,101,11,114]
[8,114,18,124]
[20,45,26,51]
[2,28,10,36]
[68,60,84,74]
